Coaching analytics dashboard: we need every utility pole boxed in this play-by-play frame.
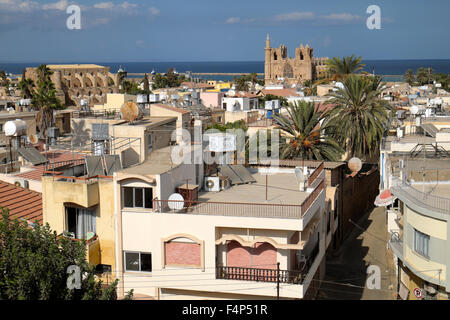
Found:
[276,262,280,300]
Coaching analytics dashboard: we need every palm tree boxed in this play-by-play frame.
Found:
[303,80,317,96]
[234,75,250,92]
[323,75,392,159]
[325,55,365,81]
[31,64,64,138]
[17,78,35,99]
[404,69,415,85]
[416,67,433,85]
[273,101,343,161]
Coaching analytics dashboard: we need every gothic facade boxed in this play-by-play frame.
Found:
[264,35,328,86]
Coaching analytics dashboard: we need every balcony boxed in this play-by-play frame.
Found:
[216,241,320,286]
[388,230,403,259]
[216,266,304,284]
[153,164,326,220]
[391,178,450,215]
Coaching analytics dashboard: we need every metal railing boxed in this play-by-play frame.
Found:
[308,161,324,186]
[391,178,450,214]
[216,266,304,284]
[152,177,325,219]
[72,108,122,119]
[44,159,85,171]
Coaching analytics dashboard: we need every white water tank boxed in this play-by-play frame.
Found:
[4,119,27,137]
[137,94,148,103]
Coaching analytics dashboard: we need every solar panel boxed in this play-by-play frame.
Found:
[218,165,243,185]
[104,155,122,175]
[17,147,47,166]
[230,164,256,184]
[85,156,105,177]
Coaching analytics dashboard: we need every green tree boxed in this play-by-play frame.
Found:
[323,75,392,159]
[404,69,415,85]
[234,75,250,92]
[143,74,151,94]
[416,67,434,86]
[273,101,343,161]
[31,64,64,138]
[303,79,317,96]
[18,78,35,99]
[0,70,6,86]
[0,208,118,300]
[152,68,185,89]
[325,55,365,81]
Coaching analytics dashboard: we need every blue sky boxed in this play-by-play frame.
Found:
[0,0,449,62]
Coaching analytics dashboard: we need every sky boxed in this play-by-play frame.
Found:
[0,0,449,62]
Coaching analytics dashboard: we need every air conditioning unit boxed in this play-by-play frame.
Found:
[14,179,29,189]
[424,283,437,295]
[204,176,220,192]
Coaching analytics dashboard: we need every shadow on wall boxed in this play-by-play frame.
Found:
[121,147,140,168]
[71,120,91,147]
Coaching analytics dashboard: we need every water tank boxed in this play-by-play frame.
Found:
[267,110,273,119]
[137,94,148,103]
[4,119,27,137]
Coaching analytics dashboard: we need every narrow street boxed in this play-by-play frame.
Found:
[317,207,397,300]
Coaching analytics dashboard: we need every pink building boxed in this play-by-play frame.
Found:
[200,92,224,109]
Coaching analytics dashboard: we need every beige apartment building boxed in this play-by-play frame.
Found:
[113,149,335,299]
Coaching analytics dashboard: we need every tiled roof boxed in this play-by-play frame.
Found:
[180,82,215,89]
[0,180,43,225]
[261,89,298,97]
[15,151,85,182]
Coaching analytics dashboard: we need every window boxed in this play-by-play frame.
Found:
[148,134,153,152]
[122,187,153,209]
[66,207,96,239]
[414,229,430,258]
[124,251,152,272]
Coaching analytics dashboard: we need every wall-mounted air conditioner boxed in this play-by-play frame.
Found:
[204,176,220,192]
[14,179,29,189]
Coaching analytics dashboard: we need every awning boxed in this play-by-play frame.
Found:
[374,189,396,207]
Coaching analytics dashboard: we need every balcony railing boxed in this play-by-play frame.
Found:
[308,162,324,186]
[153,178,324,219]
[391,178,450,214]
[216,266,305,284]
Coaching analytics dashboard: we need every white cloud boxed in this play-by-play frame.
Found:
[119,1,137,9]
[93,2,115,9]
[148,7,159,16]
[321,13,362,22]
[225,17,240,24]
[136,39,145,47]
[42,0,69,11]
[274,12,314,21]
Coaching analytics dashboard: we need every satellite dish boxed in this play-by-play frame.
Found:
[28,134,39,144]
[121,101,141,123]
[294,166,305,183]
[168,193,184,210]
[410,105,419,115]
[348,157,362,174]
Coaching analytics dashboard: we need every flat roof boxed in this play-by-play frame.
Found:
[197,171,309,205]
[47,64,106,69]
[113,116,176,128]
[409,183,450,199]
[118,146,180,176]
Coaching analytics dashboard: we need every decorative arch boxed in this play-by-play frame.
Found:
[215,234,305,250]
[84,73,96,87]
[73,73,84,88]
[161,233,204,270]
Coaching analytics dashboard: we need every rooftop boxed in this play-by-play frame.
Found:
[197,171,309,205]
[0,180,42,224]
[47,64,107,69]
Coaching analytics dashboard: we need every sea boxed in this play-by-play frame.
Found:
[1,59,449,82]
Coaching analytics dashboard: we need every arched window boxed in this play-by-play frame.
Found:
[283,64,294,79]
[273,52,278,61]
